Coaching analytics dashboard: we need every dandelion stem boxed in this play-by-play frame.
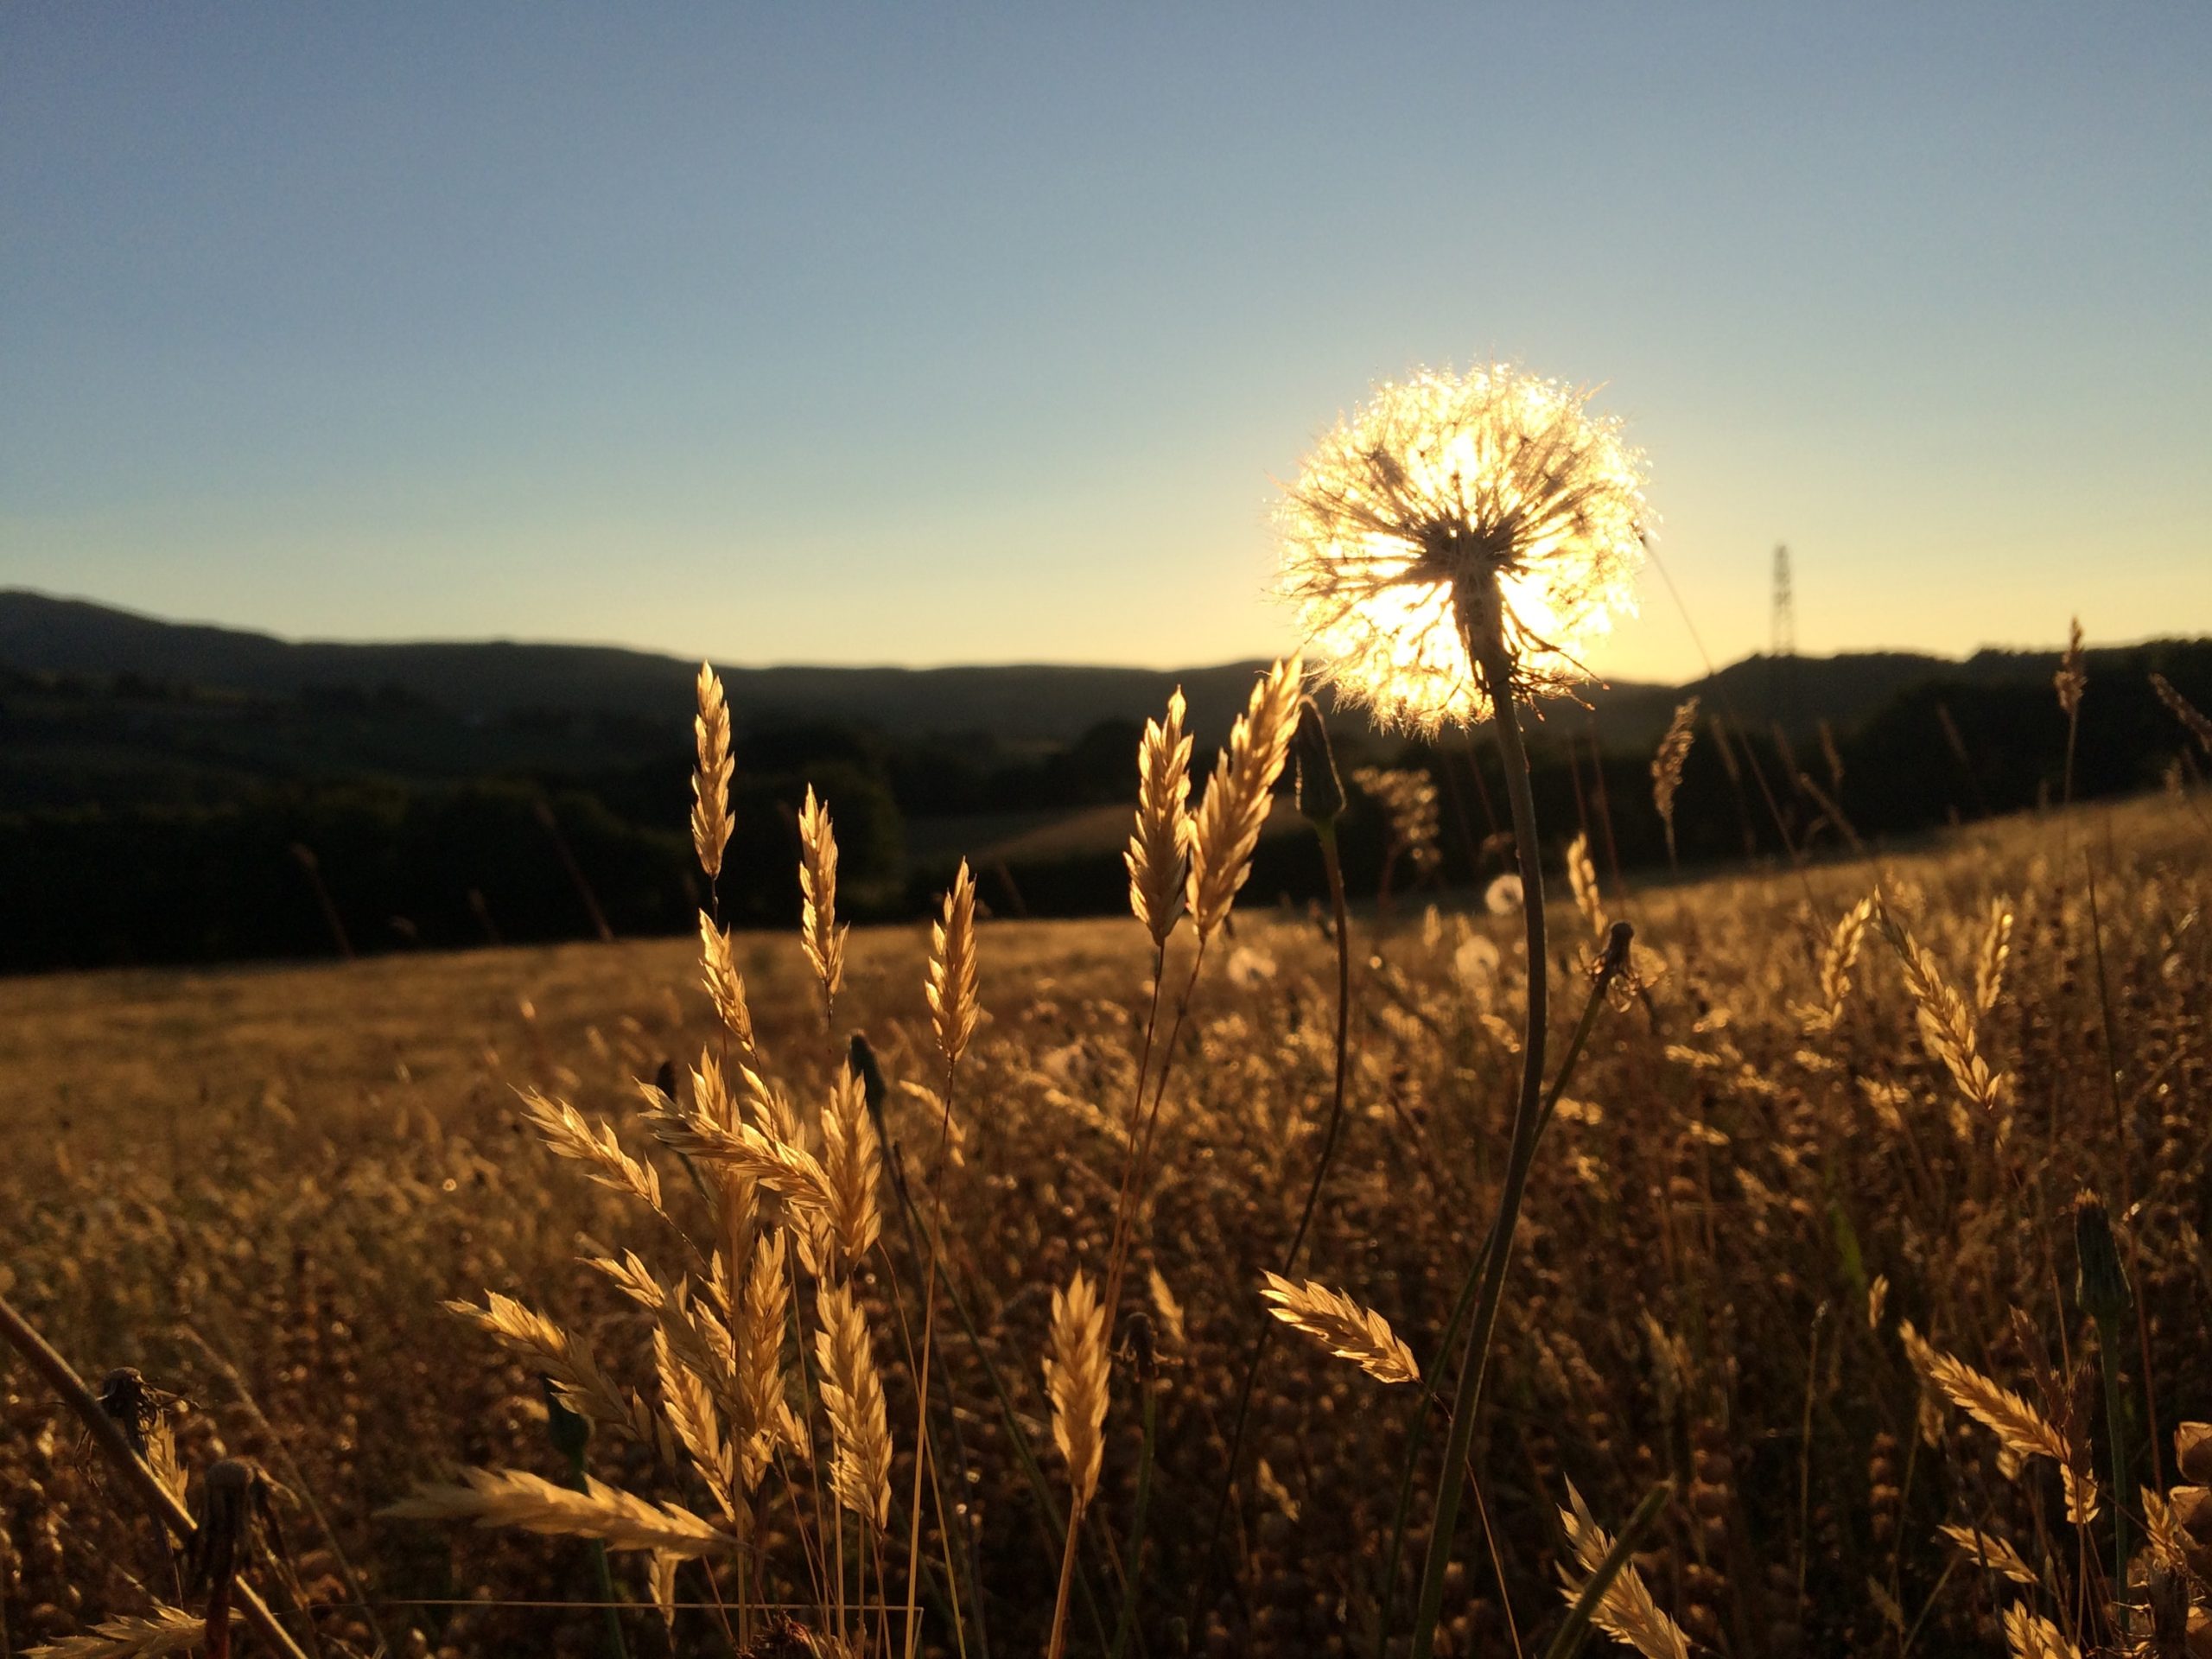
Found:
[1408,600,1552,1659]
[1380,915,1630,1658]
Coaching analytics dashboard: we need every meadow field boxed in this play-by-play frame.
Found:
[4,722,2209,1658]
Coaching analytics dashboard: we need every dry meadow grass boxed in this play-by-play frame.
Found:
[4,758,2210,1659]
[10,543,2212,1659]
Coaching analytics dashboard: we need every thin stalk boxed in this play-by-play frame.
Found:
[1407,604,1553,1659]
[1099,950,1172,1316]
[900,1051,966,1659]
[1104,940,1211,1328]
[860,1038,989,1659]
[1539,1482,1673,1659]
[1377,925,1631,1656]
[181,1327,398,1659]
[1046,1501,1086,1659]
[548,1390,630,1659]
[1110,1376,1160,1659]
[1195,819,1353,1609]
[880,1141,1115,1652]
[0,1292,314,1659]
[2098,1319,2130,1600]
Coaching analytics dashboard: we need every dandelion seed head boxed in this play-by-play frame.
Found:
[1278,364,1649,731]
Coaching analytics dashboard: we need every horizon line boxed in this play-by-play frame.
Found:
[3,585,2196,685]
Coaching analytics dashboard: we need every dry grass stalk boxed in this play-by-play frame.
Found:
[648,1552,680,1640]
[23,1606,237,1659]
[1260,1272,1419,1385]
[145,1415,188,1510]
[518,1087,668,1219]
[698,912,759,1061]
[1806,893,1878,1035]
[385,1465,728,1555]
[1045,1269,1109,1509]
[645,1094,836,1221]
[927,859,980,1074]
[737,1232,794,1481]
[814,1068,882,1274]
[2152,672,2212,755]
[1186,656,1304,941]
[653,1325,737,1515]
[443,1293,663,1454]
[2000,1602,2080,1659]
[797,785,848,1015]
[691,663,734,882]
[1352,766,1443,872]
[1974,898,2014,1018]
[1916,1344,2069,1463]
[1938,1524,2038,1586]
[1555,1482,1692,1659]
[658,1277,741,1404]
[1879,903,2007,1116]
[2059,1465,2100,1528]
[1650,695,1699,855]
[2143,1486,2191,1578]
[1127,687,1194,947]
[1146,1266,1187,1350]
[814,1282,891,1529]
[1566,830,1605,938]
[2054,620,2086,718]
[591,1246,677,1315]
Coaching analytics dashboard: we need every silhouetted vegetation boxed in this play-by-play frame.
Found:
[3,634,2207,972]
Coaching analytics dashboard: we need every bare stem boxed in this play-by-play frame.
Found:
[1408,595,1554,1659]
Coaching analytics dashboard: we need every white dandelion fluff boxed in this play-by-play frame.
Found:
[1279,364,1650,733]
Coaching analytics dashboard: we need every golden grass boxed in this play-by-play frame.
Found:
[1186,655,1302,940]
[1125,687,1193,949]
[23,1606,235,1659]
[384,1465,728,1554]
[3,785,2208,1657]
[1258,1273,1419,1385]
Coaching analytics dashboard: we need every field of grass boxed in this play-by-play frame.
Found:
[3,754,2209,1658]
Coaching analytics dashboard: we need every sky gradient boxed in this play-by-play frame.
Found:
[4,3,2208,681]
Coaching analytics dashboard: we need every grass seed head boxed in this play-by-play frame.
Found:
[1260,1272,1419,1385]
[1045,1268,1109,1509]
[1127,688,1195,946]
[691,663,735,881]
[1186,656,1304,941]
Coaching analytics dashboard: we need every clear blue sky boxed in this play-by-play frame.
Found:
[4,3,2207,681]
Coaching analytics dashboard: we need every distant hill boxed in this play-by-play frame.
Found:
[0,586,2133,749]
[0,589,1276,747]
[10,587,2203,761]
[3,588,2209,973]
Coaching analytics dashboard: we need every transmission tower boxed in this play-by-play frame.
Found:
[1769,543,1798,723]
[1770,543,1796,658]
